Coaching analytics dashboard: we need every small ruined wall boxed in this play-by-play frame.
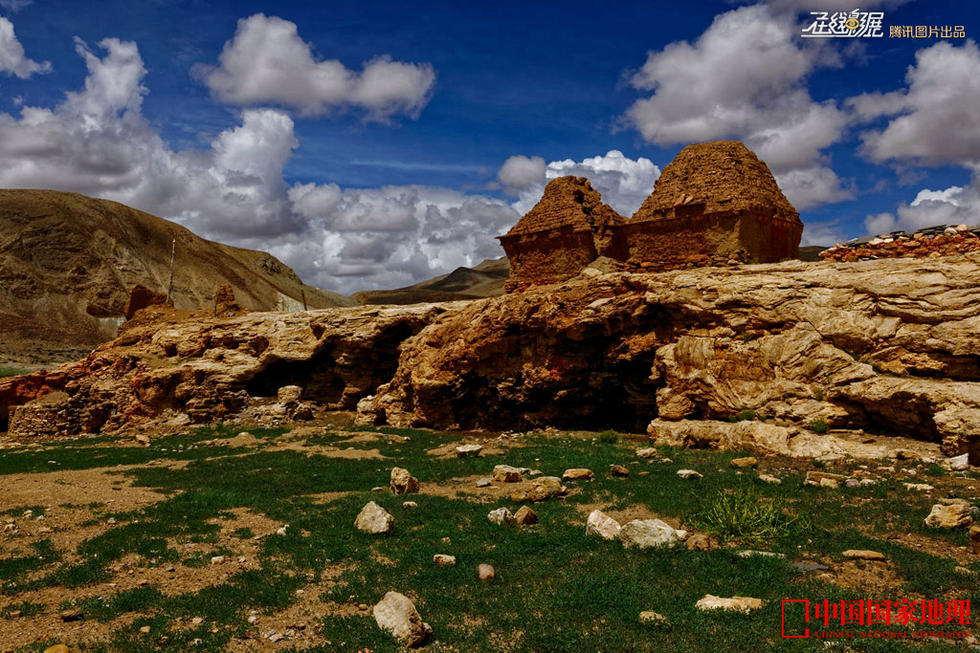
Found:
[821,225,980,262]
[501,228,597,292]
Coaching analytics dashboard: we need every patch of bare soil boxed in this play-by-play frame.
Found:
[571,499,682,529]
[816,560,906,596]
[267,441,386,459]
[418,474,582,504]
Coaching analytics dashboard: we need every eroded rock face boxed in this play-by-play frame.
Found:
[1,303,455,435]
[364,255,980,458]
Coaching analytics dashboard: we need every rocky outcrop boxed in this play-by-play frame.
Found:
[6,254,980,462]
[365,254,980,459]
[1,303,456,435]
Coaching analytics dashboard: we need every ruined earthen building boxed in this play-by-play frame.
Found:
[498,140,803,291]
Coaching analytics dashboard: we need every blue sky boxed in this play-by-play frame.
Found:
[1,0,979,292]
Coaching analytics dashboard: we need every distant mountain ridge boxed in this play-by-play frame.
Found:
[351,257,510,305]
[0,189,352,346]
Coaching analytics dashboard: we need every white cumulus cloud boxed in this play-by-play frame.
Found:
[194,14,435,121]
[622,4,851,210]
[499,150,661,217]
[0,17,49,78]
[0,35,518,293]
[853,40,980,168]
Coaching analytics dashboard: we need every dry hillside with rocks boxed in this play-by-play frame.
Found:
[0,189,351,353]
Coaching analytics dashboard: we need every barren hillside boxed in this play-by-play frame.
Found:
[0,189,351,350]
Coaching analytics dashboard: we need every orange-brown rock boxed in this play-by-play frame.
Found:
[498,177,625,292]
[0,303,455,436]
[123,284,171,320]
[364,254,980,461]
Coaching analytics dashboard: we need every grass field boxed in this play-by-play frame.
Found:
[0,423,977,651]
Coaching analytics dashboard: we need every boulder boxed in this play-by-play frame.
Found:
[562,468,595,481]
[355,502,394,534]
[455,444,483,457]
[488,507,516,527]
[586,510,621,540]
[805,471,846,488]
[493,465,524,483]
[924,503,973,529]
[695,595,763,613]
[478,564,495,582]
[433,554,456,567]
[619,519,681,549]
[514,505,538,526]
[609,464,630,477]
[390,467,420,495]
[676,469,702,480]
[373,591,432,647]
[731,457,758,468]
[510,476,567,502]
[638,611,669,626]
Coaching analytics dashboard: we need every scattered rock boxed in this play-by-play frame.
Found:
[355,501,395,534]
[757,473,782,485]
[685,533,719,551]
[373,591,432,647]
[636,448,659,459]
[948,453,970,471]
[478,564,495,582]
[804,471,845,488]
[970,525,980,555]
[139,625,151,634]
[510,476,567,502]
[493,465,524,483]
[488,507,516,527]
[277,385,303,404]
[433,554,457,567]
[476,477,492,488]
[402,501,418,509]
[562,468,595,482]
[44,646,71,653]
[843,550,886,561]
[737,550,785,559]
[609,464,630,477]
[514,505,538,526]
[792,561,830,572]
[925,503,973,529]
[904,482,934,491]
[390,467,420,494]
[695,595,763,613]
[210,555,224,565]
[59,609,84,622]
[730,457,758,468]
[676,469,702,480]
[638,611,670,626]
[586,510,621,540]
[620,519,681,549]
[455,444,483,457]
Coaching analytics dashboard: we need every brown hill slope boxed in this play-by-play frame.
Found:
[0,189,351,348]
[351,257,509,305]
